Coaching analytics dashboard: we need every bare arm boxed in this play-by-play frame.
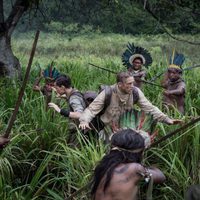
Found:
[133,71,147,81]
[137,165,166,184]
[147,167,166,184]
[33,76,43,91]
[167,84,185,95]
[161,72,169,88]
[48,103,82,119]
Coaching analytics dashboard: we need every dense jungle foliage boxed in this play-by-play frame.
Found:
[11,0,200,35]
[0,30,200,199]
[0,0,200,199]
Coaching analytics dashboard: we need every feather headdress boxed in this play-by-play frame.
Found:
[119,109,158,147]
[43,62,60,81]
[169,50,185,70]
[122,43,153,68]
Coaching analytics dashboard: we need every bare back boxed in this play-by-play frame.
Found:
[94,163,145,200]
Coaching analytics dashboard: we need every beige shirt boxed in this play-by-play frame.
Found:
[79,84,171,126]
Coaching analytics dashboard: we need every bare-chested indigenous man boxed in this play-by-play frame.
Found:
[161,52,185,114]
[91,129,166,200]
[122,43,152,89]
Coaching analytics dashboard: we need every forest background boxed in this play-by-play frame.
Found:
[0,0,200,199]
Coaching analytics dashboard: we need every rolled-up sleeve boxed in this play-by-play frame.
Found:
[137,88,172,123]
[79,90,106,123]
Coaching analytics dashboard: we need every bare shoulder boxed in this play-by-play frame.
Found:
[114,163,144,174]
[128,163,145,173]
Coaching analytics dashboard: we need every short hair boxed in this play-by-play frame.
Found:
[116,71,131,83]
[55,74,72,88]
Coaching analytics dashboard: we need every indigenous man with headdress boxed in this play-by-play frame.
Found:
[33,63,60,109]
[161,51,185,114]
[91,129,166,200]
[79,71,182,143]
[122,43,152,89]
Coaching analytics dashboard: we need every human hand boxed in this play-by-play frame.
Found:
[167,119,183,125]
[40,70,44,78]
[79,122,91,130]
[48,103,61,113]
[164,90,171,96]
[0,136,10,149]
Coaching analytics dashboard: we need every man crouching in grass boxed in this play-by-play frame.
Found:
[91,129,166,200]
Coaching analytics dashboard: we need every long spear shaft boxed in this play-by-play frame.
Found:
[141,79,164,88]
[88,63,163,88]
[3,30,40,138]
[88,63,117,74]
[150,64,200,82]
[148,116,200,149]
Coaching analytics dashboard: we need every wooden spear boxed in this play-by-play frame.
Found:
[148,116,200,149]
[3,30,40,138]
[88,63,164,88]
[150,64,200,82]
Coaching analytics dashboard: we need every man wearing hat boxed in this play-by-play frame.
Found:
[122,43,152,88]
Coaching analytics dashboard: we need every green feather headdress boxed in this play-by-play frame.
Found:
[43,62,60,81]
[118,109,158,147]
[119,109,157,134]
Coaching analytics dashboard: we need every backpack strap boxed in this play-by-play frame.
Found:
[104,86,113,109]
[69,90,83,99]
[97,85,113,116]
[132,86,139,104]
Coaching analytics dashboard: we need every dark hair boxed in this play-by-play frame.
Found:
[116,71,131,83]
[91,129,145,198]
[55,74,72,88]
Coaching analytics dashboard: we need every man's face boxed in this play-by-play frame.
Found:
[168,68,181,82]
[53,84,66,95]
[118,76,134,94]
[132,58,142,70]
[44,81,54,92]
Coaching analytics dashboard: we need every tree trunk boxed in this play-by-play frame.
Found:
[0,33,21,78]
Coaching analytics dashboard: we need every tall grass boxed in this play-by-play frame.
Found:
[0,31,199,199]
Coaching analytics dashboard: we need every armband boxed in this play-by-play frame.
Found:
[60,109,70,117]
